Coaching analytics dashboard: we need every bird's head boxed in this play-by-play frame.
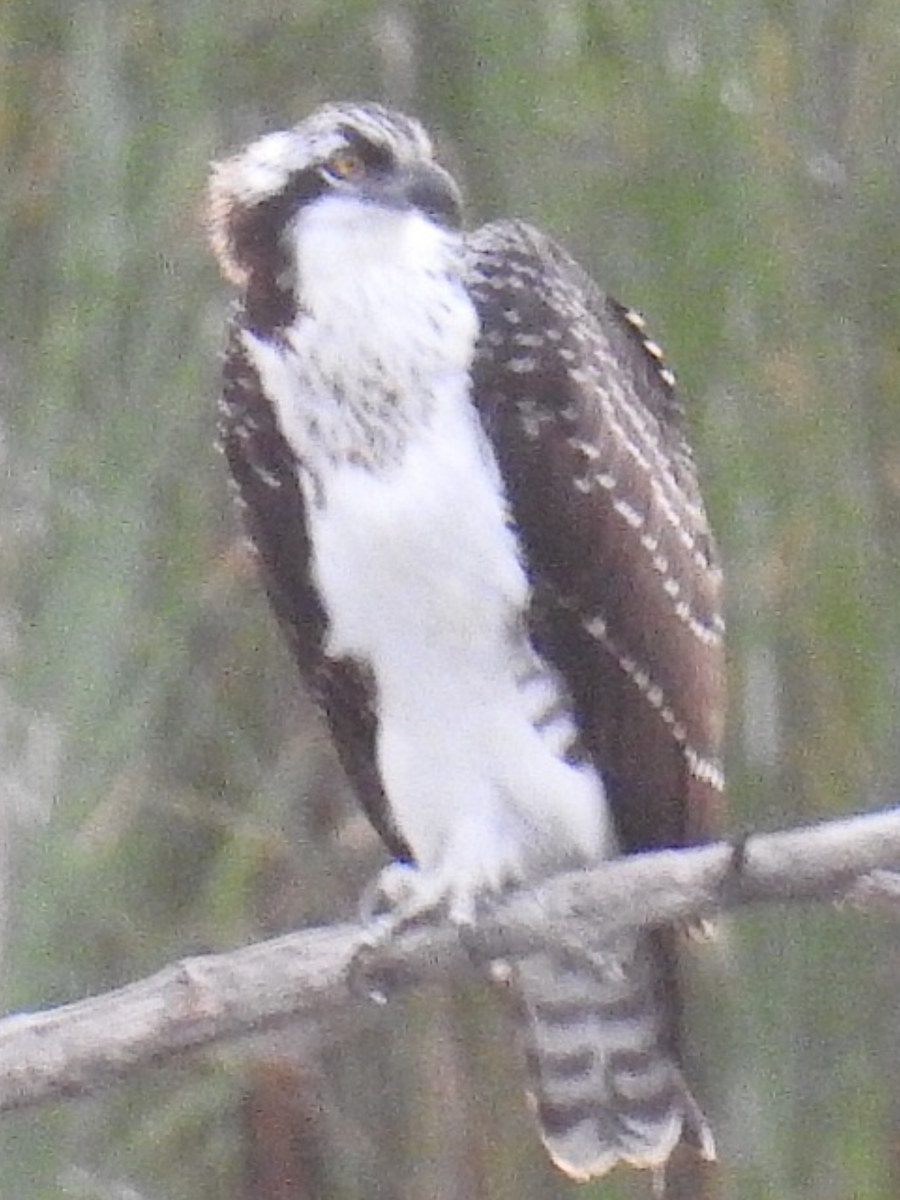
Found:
[208,103,463,314]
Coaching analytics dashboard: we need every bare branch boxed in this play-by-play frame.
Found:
[1,806,899,1117]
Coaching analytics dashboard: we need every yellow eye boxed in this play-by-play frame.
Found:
[324,150,366,182]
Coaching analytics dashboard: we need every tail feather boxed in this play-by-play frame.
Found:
[514,933,714,1182]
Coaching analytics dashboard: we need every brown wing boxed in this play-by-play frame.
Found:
[464,221,725,855]
[219,314,410,860]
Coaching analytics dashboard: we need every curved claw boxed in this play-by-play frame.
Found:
[350,862,450,1005]
[358,860,420,925]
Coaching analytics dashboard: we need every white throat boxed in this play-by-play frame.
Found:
[293,195,456,292]
[242,196,481,472]
[290,196,478,376]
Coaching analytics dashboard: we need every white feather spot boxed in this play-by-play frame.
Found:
[568,439,601,462]
[584,615,607,640]
[613,497,645,530]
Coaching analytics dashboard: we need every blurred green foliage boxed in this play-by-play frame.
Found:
[2,1,900,1197]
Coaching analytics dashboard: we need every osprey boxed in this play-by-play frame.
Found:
[208,102,724,1182]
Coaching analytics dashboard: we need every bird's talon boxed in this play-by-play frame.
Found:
[358,859,427,923]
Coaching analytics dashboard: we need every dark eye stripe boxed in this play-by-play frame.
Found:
[335,127,394,174]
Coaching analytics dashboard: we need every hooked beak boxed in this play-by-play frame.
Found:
[362,160,463,229]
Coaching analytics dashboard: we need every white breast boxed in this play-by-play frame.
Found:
[244,198,612,912]
[311,389,525,668]
[308,385,611,898]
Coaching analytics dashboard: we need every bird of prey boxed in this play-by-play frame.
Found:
[208,101,724,1183]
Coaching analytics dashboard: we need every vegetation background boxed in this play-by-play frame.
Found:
[2,0,900,1197]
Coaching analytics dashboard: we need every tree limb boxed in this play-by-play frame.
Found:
[1,806,899,1117]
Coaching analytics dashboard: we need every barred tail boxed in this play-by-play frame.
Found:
[514,932,714,1182]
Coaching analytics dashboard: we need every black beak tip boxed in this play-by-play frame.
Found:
[403,163,464,229]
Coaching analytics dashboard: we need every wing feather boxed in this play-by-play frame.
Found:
[218,315,409,860]
[463,220,725,853]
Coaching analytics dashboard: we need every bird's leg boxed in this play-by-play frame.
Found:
[350,861,481,1005]
[359,856,497,941]
[357,860,432,929]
